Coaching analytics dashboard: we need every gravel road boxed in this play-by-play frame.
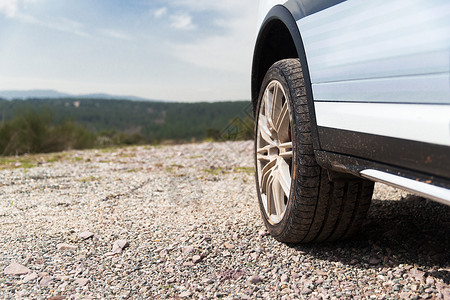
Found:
[0,141,449,299]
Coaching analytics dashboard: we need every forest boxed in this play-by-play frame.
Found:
[0,98,254,155]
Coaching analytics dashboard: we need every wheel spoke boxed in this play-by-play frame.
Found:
[260,159,276,194]
[257,144,273,154]
[257,145,277,161]
[277,158,291,198]
[266,176,275,216]
[272,174,285,217]
[279,151,293,159]
[257,154,271,161]
[258,116,275,145]
[279,141,293,158]
[271,83,282,129]
[264,88,275,131]
[279,142,293,149]
[275,102,290,142]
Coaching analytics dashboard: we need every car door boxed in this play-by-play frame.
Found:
[296,0,450,178]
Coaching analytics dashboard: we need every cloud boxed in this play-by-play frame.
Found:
[153,7,167,19]
[99,29,132,41]
[167,0,258,74]
[0,0,92,38]
[16,14,92,38]
[0,0,18,17]
[170,13,195,30]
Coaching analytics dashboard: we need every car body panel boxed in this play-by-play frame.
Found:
[315,102,450,147]
[296,0,450,145]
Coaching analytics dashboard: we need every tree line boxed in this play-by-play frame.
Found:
[0,98,254,155]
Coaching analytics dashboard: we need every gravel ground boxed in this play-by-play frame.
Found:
[0,141,448,299]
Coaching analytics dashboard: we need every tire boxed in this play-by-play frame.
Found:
[254,58,374,243]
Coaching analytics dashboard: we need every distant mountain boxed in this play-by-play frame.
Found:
[0,90,71,99]
[0,89,153,101]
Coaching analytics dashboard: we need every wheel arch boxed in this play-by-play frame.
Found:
[251,5,321,150]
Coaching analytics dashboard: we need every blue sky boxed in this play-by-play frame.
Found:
[0,0,258,101]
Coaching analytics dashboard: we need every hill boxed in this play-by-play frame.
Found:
[0,98,254,144]
[0,89,152,102]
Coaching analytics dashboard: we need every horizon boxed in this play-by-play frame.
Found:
[0,88,251,103]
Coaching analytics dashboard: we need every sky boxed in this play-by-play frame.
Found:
[0,0,259,102]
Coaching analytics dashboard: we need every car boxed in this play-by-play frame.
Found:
[251,0,450,243]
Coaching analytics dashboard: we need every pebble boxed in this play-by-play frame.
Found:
[409,269,425,282]
[182,246,194,254]
[48,296,65,300]
[426,277,435,286]
[247,275,262,285]
[23,272,38,283]
[112,239,129,254]
[224,242,235,249]
[74,278,89,286]
[57,243,77,251]
[179,291,193,298]
[3,263,31,276]
[79,231,95,240]
[39,276,52,286]
[0,141,448,299]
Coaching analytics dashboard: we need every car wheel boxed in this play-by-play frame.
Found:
[254,58,374,243]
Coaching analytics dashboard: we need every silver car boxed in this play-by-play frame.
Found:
[252,0,450,243]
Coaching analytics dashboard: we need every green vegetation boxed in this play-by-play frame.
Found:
[0,98,254,156]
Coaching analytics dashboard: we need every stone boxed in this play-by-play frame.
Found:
[202,278,213,284]
[23,272,38,282]
[182,246,194,254]
[58,281,69,291]
[112,239,129,254]
[281,273,289,283]
[3,262,31,276]
[57,243,77,251]
[409,268,425,282]
[192,255,202,263]
[247,275,262,285]
[24,253,32,264]
[179,291,193,298]
[224,242,235,249]
[79,231,94,240]
[223,250,231,257]
[442,288,450,300]
[39,276,52,286]
[74,278,89,286]
[48,296,65,300]
[258,230,268,237]
[400,292,411,299]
